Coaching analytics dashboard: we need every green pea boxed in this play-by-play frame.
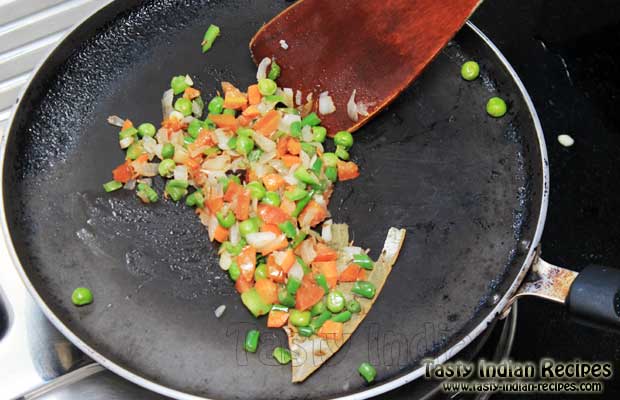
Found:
[311,300,326,316]
[461,61,480,81]
[278,220,297,239]
[335,146,350,160]
[187,119,203,138]
[162,143,175,159]
[137,183,159,203]
[310,310,332,331]
[268,60,281,81]
[138,123,156,138]
[158,159,176,177]
[322,152,338,167]
[258,78,277,96]
[239,218,260,236]
[297,326,314,337]
[284,186,308,201]
[71,287,93,306]
[223,108,236,116]
[353,253,374,270]
[119,127,138,140]
[254,263,268,280]
[174,98,193,117]
[289,309,311,327]
[486,97,507,118]
[228,262,241,281]
[126,142,144,160]
[334,131,354,148]
[315,274,329,294]
[208,96,225,114]
[248,149,263,162]
[346,299,361,313]
[358,362,377,383]
[227,137,237,150]
[261,191,281,207]
[171,75,189,95]
[217,211,236,228]
[352,281,376,299]
[247,181,266,200]
[331,310,352,323]
[236,135,255,155]
[312,126,327,143]
[244,329,260,353]
[326,290,345,313]
[278,290,296,308]
[325,166,338,183]
[301,112,321,127]
[203,118,216,130]
[273,347,292,364]
[202,24,220,53]
[103,180,123,192]
[290,121,302,138]
[286,277,301,296]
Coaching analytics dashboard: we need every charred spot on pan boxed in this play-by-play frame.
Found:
[447,313,459,322]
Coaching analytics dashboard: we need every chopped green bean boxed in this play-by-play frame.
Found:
[247,181,266,200]
[272,347,292,364]
[136,183,158,203]
[261,191,281,207]
[301,112,321,127]
[223,108,236,116]
[331,310,352,323]
[322,152,338,167]
[202,24,220,53]
[311,158,323,175]
[310,310,332,331]
[325,166,338,182]
[311,301,326,316]
[285,186,308,201]
[278,290,296,308]
[312,126,327,143]
[290,121,302,138]
[286,277,301,295]
[352,281,377,299]
[315,274,329,294]
[297,326,314,337]
[217,210,236,228]
[292,190,314,217]
[103,180,123,192]
[228,262,241,281]
[335,146,350,160]
[358,362,377,383]
[353,253,374,270]
[346,299,362,313]
[268,60,281,80]
[186,191,204,208]
[278,220,297,239]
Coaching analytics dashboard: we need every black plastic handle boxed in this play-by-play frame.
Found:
[567,265,620,328]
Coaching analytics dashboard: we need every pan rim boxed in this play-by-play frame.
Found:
[0,2,549,397]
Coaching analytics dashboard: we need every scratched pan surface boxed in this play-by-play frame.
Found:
[2,0,544,399]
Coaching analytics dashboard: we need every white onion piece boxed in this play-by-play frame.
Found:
[184,75,194,86]
[278,113,301,133]
[253,163,273,179]
[256,57,271,80]
[257,99,277,115]
[156,128,169,144]
[142,136,157,156]
[170,131,184,146]
[123,180,136,190]
[192,99,204,118]
[189,145,209,158]
[318,91,336,115]
[281,88,294,107]
[299,239,317,265]
[259,150,277,164]
[206,213,219,241]
[182,116,194,124]
[313,193,326,206]
[170,110,185,121]
[173,146,189,164]
[214,129,232,150]
[299,150,311,169]
[202,154,230,171]
[279,39,289,50]
[295,90,302,106]
[219,252,233,270]
[357,101,370,116]
[174,165,188,181]
[161,89,174,118]
[301,125,313,142]
[273,251,287,266]
[231,157,249,172]
[288,261,304,281]
[252,131,276,152]
[214,305,226,318]
[269,159,288,175]
[133,162,159,177]
[343,246,363,258]
[107,115,124,127]
[322,220,333,242]
[245,232,277,249]
[119,137,134,149]
[347,89,359,122]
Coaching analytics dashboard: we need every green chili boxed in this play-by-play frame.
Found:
[352,281,377,299]
[278,220,297,239]
[331,310,352,323]
[254,263,268,281]
[184,136,195,145]
[71,287,93,306]
[294,167,319,186]
[311,158,323,175]
[138,122,156,138]
[186,191,204,208]
[358,362,377,383]
[162,143,175,159]
[273,347,292,364]
[248,148,263,162]
[346,299,362,313]
[289,309,311,327]
[292,232,308,250]
[247,181,266,200]
[228,262,241,281]
[201,24,220,53]
[325,166,338,183]
[311,301,326,316]
[315,274,329,294]
[244,329,260,353]
[297,326,314,337]
[334,131,354,148]
[268,60,281,80]
[208,96,225,115]
[285,186,308,201]
[335,146,350,160]
[103,180,122,192]
[261,191,281,207]
[292,190,314,218]
[310,310,332,331]
[241,288,271,317]
[353,253,374,270]
[286,277,301,296]
[223,241,245,256]
[322,152,338,167]
[165,179,188,201]
[301,112,321,127]
[326,290,346,313]
[300,142,316,156]
[278,290,296,308]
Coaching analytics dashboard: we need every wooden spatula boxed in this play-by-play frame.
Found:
[250,0,482,133]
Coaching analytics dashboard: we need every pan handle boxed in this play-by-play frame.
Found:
[502,255,620,329]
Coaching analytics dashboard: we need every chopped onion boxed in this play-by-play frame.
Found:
[318,91,336,115]
[357,101,370,116]
[347,89,359,122]
[257,99,277,115]
[123,180,136,190]
[219,252,233,270]
[214,129,232,150]
[119,137,134,149]
[137,178,152,186]
[301,125,313,142]
[182,116,194,124]
[174,165,188,181]
[279,113,301,133]
[133,162,159,177]
[184,75,194,86]
[173,146,189,164]
[299,238,317,265]
[273,250,287,266]
[214,305,226,318]
[300,150,311,169]
[107,115,124,127]
[295,90,302,106]
[203,212,219,242]
[192,99,204,118]
[279,39,289,50]
[142,136,157,156]
[259,150,277,164]
[245,232,277,249]
[156,128,169,144]
[256,57,271,80]
[161,89,174,118]
[254,162,274,179]
[288,261,304,281]
[202,154,230,171]
[322,220,333,242]
[269,159,288,174]
[170,110,185,121]
[252,131,276,152]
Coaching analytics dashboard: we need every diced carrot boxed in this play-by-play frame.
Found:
[298,200,328,227]
[317,320,343,341]
[206,197,224,213]
[295,282,325,311]
[261,224,282,236]
[253,110,281,136]
[183,87,201,100]
[246,168,258,183]
[224,91,248,110]
[313,261,338,288]
[247,84,262,105]
[255,278,278,305]
[261,234,289,256]
[337,161,360,181]
[234,190,250,220]
[280,198,296,216]
[121,119,133,131]
[237,115,250,127]
[242,105,261,119]
[237,246,257,282]
[267,257,286,282]
[280,248,296,273]
[185,156,203,171]
[221,81,239,94]
[162,116,184,132]
[213,225,229,243]
[277,137,288,157]
[358,269,367,281]
[224,180,242,202]
[314,243,338,262]
[194,129,215,146]
[339,264,361,282]
[267,310,289,328]
[235,277,253,294]
[262,173,285,191]
[112,160,134,183]
[134,154,149,164]
[287,138,301,155]
[209,114,238,131]
[257,204,289,224]
[282,155,301,168]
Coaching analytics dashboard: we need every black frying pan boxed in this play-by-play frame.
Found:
[3,1,619,399]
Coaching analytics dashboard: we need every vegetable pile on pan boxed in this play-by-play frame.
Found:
[104,32,406,382]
